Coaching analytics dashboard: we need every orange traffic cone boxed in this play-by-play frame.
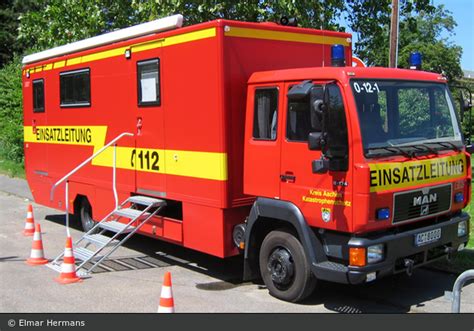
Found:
[26,223,48,265]
[55,236,81,284]
[23,204,35,236]
[157,272,175,313]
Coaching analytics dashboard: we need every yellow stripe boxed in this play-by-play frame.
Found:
[224,26,350,46]
[24,126,227,181]
[25,27,216,76]
[164,149,227,180]
[66,57,82,66]
[53,61,66,69]
[162,27,216,47]
[369,154,466,192]
[93,146,227,181]
[24,126,106,149]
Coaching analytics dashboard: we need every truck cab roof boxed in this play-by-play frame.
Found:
[248,66,447,85]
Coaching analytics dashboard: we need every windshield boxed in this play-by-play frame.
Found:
[351,80,462,157]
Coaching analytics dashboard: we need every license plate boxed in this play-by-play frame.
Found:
[415,228,441,247]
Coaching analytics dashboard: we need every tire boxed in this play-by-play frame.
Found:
[79,199,97,233]
[259,229,317,302]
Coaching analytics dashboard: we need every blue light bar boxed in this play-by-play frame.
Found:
[409,52,422,70]
[331,44,345,67]
[376,208,390,220]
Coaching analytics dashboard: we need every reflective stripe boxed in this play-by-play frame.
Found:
[160,286,173,299]
[157,305,174,313]
[24,27,216,76]
[224,26,350,46]
[60,263,77,273]
[30,249,45,258]
[24,126,228,181]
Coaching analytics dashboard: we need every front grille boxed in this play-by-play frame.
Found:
[393,184,452,224]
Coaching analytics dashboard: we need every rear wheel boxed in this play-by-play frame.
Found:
[259,229,316,302]
[79,198,97,233]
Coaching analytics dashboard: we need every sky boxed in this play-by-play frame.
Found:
[339,0,474,71]
[434,0,474,71]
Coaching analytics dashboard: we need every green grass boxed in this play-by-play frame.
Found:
[429,183,474,273]
[463,191,474,248]
[0,158,24,178]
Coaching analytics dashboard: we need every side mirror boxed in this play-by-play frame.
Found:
[287,80,313,100]
[450,85,473,143]
[308,132,323,150]
[459,97,471,123]
[312,99,326,115]
[308,98,327,151]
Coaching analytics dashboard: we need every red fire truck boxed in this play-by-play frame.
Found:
[22,14,471,302]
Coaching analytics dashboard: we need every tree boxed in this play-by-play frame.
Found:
[131,0,345,30]
[0,0,43,67]
[345,1,462,81]
[18,0,139,52]
[18,0,347,54]
[397,6,463,81]
[0,56,23,163]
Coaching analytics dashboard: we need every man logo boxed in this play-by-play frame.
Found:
[413,193,437,206]
[420,205,429,216]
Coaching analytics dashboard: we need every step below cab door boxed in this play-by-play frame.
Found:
[279,81,352,232]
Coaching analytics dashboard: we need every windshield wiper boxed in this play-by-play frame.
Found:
[423,141,460,152]
[410,144,439,155]
[366,145,413,158]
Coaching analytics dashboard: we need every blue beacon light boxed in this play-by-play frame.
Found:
[409,52,422,70]
[331,44,345,67]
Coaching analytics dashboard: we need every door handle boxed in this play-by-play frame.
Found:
[136,117,143,135]
[32,119,37,134]
[280,173,296,183]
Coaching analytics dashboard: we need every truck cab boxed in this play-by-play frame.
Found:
[243,63,471,302]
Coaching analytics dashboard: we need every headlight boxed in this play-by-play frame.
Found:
[458,221,467,237]
[367,244,384,264]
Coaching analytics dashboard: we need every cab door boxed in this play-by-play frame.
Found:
[279,82,352,232]
[244,85,282,199]
[134,49,166,197]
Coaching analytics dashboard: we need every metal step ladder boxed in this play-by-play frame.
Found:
[47,195,166,276]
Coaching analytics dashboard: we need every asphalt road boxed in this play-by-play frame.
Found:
[0,174,473,313]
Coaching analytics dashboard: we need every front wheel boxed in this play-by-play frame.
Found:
[259,230,316,302]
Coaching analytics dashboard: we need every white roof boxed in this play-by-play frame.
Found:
[22,14,183,65]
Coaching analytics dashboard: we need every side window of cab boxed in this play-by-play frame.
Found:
[253,88,279,140]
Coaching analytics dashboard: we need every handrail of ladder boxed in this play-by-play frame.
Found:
[49,132,134,236]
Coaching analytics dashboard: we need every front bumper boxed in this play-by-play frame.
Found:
[312,212,470,284]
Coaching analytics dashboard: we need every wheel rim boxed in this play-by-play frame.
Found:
[267,247,295,289]
[81,203,94,230]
